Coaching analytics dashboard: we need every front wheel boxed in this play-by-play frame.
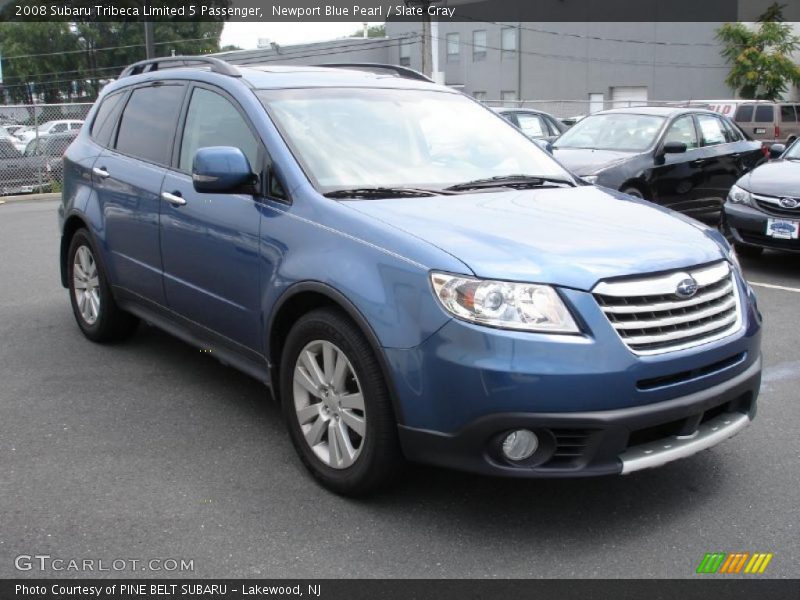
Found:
[621,186,645,199]
[280,308,401,496]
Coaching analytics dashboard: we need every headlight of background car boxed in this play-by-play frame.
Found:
[728,185,752,206]
[430,272,579,333]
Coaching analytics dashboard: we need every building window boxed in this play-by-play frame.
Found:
[473,30,487,61]
[501,91,517,107]
[589,93,604,114]
[501,27,517,57]
[399,39,412,66]
[473,91,487,103]
[446,33,460,62]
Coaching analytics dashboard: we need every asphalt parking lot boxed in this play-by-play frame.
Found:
[0,198,798,579]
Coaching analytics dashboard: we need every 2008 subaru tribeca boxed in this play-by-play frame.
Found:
[58,57,762,495]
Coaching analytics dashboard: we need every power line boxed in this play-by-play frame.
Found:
[463,18,724,48]
[429,31,729,69]
[0,36,218,61]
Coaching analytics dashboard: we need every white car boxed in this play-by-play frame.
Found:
[17,120,83,144]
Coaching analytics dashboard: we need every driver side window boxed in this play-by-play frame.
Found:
[663,115,699,150]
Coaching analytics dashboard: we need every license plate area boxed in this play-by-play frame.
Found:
[766,218,800,239]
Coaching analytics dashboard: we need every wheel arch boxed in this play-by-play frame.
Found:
[267,281,405,424]
[60,214,91,288]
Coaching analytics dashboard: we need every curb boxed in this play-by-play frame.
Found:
[0,192,60,205]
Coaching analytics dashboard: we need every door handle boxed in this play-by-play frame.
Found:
[161,191,186,206]
[689,159,706,167]
[92,167,109,179]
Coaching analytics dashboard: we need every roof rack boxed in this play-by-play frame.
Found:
[317,63,434,83]
[119,56,241,79]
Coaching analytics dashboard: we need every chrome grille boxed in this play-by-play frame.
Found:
[593,262,742,355]
[753,193,800,217]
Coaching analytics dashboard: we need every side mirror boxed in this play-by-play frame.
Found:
[192,146,256,194]
[769,143,786,159]
[533,138,554,154]
[661,141,687,155]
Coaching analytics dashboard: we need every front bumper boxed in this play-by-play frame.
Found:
[398,356,760,477]
[724,202,800,253]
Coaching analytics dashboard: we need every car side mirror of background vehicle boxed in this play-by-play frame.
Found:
[661,141,687,155]
[192,146,257,194]
[769,143,786,159]
[533,138,554,154]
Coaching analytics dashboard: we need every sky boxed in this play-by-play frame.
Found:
[220,22,381,49]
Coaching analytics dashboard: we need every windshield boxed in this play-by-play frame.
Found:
[784,140,800,160]
[554,113,666,152]
[257,88,570,193]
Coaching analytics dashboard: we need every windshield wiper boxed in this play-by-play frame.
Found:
[444,174,575,192]
[324,187,441,199]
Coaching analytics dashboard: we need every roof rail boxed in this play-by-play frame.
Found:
[119,56,241,79]
[318,63,434,83]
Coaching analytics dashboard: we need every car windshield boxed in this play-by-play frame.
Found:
[783,141,800,160]
[257,88,570,193]
[554,113,666,152]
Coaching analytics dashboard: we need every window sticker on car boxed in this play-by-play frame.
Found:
[766,218,800,239]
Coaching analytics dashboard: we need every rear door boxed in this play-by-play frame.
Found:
[159,84,265,353]
[94,82,186,305]
[779,104,799,143]
[694,113,741,215]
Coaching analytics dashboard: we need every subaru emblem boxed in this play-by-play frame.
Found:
[675,277,698,299]
[779,197,799,209]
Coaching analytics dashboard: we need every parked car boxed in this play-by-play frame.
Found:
[0,131,76,195]
[22,130,78,183]
[722,138,800,255]
[59,57,761,495]
[552,107,764,221]
[1,124,27,138]
[17,119,83,145]
[493,107,568,143]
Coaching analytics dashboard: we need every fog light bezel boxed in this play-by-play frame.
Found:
[492,428,556,467]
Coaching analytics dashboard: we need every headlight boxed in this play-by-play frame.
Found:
[430,272,580,333]
[728,185,752,206]
[582,175,599,184]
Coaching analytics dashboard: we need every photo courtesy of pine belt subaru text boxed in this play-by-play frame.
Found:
[58,57,762,495]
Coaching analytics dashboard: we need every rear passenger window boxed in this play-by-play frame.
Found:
[179,88,260,174]
[90,92,125,147]
[115,85,184,165]
[754,105,774,122]
[780,105,797,122]
[734,105,754,122]
[697,114,727,146]
[721,118,743,142]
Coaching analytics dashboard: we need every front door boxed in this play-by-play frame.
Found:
[159,85,264,352]
[649,114,704,213]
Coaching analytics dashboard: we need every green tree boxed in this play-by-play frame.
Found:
[716,3,800,100]
[349,24,386,38]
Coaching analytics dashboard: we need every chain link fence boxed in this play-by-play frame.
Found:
[0,103,92,196]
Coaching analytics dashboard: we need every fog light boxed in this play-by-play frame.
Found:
[502,429,539,461]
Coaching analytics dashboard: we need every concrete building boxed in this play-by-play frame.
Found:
[215,17,800,117]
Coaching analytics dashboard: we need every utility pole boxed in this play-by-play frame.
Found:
[144,21,155,59]
[406,0,441,79]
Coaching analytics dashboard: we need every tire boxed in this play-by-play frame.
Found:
[621,186,645,199]
[733,242,763,258]
[67,229,138,342]
[280,307,401,496]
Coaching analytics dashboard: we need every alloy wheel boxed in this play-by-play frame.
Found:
[72,245,101,325]
[292,340,366,469]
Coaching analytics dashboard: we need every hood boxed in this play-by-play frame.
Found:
[739,159,800,197]
[551,147,635,176]
[346,186,726,291]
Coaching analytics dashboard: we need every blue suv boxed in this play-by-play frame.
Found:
[59,57,762,495]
